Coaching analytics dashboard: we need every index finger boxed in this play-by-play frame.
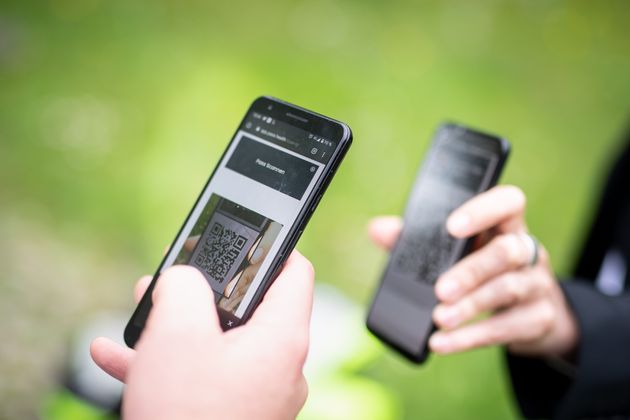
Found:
[447,185,527,238]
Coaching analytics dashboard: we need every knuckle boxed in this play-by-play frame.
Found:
[537,275,555,295]
[458,263,483,290]
[464,296,481,317]
[453,333,475,351]
[460,327,497,350]
[476,286,497,313]
[504,275,526,303]
[452,299,475,323]
[485,323,505,344]
[536,301,555,333]
[457,336,474,351]
[469,330,495,349]
[470,285,496,315]
[493,235,522,267]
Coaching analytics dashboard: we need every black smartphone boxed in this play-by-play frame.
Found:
[366,122,510,363]
[124,96,352,347]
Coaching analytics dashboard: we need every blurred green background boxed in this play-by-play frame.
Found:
[2,0,630,418]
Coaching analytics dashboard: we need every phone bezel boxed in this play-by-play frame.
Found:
[124,96,352,347]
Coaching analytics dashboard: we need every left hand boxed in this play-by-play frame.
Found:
[368,185,579,358]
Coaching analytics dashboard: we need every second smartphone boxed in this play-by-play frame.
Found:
[366,123,510,363]
[125,96,352,347]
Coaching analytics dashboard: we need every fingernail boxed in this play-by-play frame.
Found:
[429,333,451,352]
[436,279,459,300]
[447,213,470,234]
[251,247,263,263]
[434,306,460,328]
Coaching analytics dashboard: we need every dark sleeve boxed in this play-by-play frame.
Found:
[507,280,630,420]
[573,136,630,280]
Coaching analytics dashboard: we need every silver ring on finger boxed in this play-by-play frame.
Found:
[519,233,539,267]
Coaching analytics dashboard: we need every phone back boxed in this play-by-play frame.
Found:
[367,123,510,363]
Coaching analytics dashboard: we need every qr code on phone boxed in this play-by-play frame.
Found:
[194,222,247,283]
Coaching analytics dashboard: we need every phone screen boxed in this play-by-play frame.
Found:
[367,123,508,362]
[130,98,348,334]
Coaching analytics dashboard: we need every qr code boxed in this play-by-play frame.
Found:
[194,222,247,283]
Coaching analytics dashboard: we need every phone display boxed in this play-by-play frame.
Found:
[366,123,510,363]
[184,196,272,300]
[125,97,352,347]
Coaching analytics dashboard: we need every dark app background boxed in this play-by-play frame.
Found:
[226,136,318,200]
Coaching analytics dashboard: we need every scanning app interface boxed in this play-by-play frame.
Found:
[162,110,336,320]
[389,130,498,287]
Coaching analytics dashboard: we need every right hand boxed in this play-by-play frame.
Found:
[91,251,315,420]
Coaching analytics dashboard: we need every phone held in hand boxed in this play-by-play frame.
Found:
[124,96,352,347]
[366,123,510,363]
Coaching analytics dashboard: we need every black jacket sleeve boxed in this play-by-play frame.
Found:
[507,281,630,420]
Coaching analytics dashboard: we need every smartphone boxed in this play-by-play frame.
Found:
[366,123,510,363]
[124,96,352,347]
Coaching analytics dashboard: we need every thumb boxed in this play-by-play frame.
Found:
[90,337,135,382]
[146,265,221,335]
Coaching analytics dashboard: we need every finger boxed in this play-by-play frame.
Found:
[446,185,526,238]
[183,235,200,253]
[429,299,554,354]
[224,270,242,297]
[435,233,533,302]
[148,265,220,334]
[134,275,153,304]
[368,216,403,250]
[250,250,315,336]
[90,337,135,382]
[249,243,266,265]
[434,271,537,329]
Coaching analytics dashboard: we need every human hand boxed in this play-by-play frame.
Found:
[368,186,579,358]
[90,251,314,420]
[222,223,281,304]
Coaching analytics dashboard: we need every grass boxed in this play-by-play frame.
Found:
[1,0,630,418]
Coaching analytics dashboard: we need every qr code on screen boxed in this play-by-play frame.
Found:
[194,222,247,283]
